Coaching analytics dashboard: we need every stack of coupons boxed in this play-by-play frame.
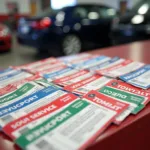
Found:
[89,57,121,71]
[13,57,60,71]
[71,55,111,70]
[3,90,79,140]
[0,69,41,93]
[0,52,149,150]
[0,68,31,88]
[64,74,112,95]
[43,66,79,82]
[91,57,144,78]
[0,85,66,129]
[0,82,44,125]
[59,53,98,66]
[28,61,67,75]
[0,84,17,96]
[97,79,150,124]
[15,92,128,150]
[0,82,44,106]
[0,68,17,77]
[34,78,62,89]
[53,70,93,87]
[120,65,150,89]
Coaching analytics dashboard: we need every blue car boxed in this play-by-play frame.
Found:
[17,4,116,56]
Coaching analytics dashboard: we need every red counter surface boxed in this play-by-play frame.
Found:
[0,40,150,150]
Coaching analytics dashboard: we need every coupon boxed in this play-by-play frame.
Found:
[58,53,92,62]
[28,62,67,74]
[43,67,79,82]
[98,80,147,124]
[59,53,99,66]
[3,92,79,140]
[89,57,123,71]
[0,68,19,78]
[38,64,68,76]
[0,85,17,96]
[0,74,42,96]
[15,91,128,150]
[72,55,111,69]
[13,57,60,70]
[54,70,93,86]
[64,75,112,95]
[120,65,150,89]
[0,74,43,96]
[0,82,43,108]
[0,86,67,127]
[34,78,61,89]
[99,86,145,114]
[0,68,12,74]
[105,80,150,104]
[96,59,144,78]
[0,70,33,88]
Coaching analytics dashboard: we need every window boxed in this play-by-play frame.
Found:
[98,7,116,18]
[73,6,116,20]
[73,7,88,19]
[51,0,76,10]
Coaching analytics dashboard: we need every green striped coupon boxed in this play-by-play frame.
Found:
[0,83,35,105]
[15,100,89,149]
[99,86,145,114]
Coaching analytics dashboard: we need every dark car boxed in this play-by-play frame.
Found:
[111,0,150,45]
[17,4,116,56]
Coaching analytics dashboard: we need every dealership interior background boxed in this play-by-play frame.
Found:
[0,1,150,150]
[0,0,148,69]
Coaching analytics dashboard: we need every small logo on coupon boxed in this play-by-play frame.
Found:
[111,82,118,86]
[88,94,96,98]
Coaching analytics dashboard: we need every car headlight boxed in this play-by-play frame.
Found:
[131,15,144,24]
[0,28,10,36]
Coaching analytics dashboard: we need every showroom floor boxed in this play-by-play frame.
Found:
[0,35,49,69]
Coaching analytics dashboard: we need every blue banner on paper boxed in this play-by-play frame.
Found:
[0,68,14,74]
[120,65,150,89]
[0,86,60,117]
[72,55,109,68]
[0,70,22,81]
[44,67,74,79]
[89,57,120,71]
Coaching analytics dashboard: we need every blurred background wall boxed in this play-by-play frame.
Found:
[0,0,142,22]
[0,0,30,15]
[77,0,141,9]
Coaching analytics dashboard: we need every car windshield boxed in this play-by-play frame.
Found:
[73,5,116,19]
[131,0,150,14]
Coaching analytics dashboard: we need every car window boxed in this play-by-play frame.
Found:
[73,7,88,19]
[73,6,100,19]
[98,7,117,18]
[88,6,100,19]
[73,6,116,20]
